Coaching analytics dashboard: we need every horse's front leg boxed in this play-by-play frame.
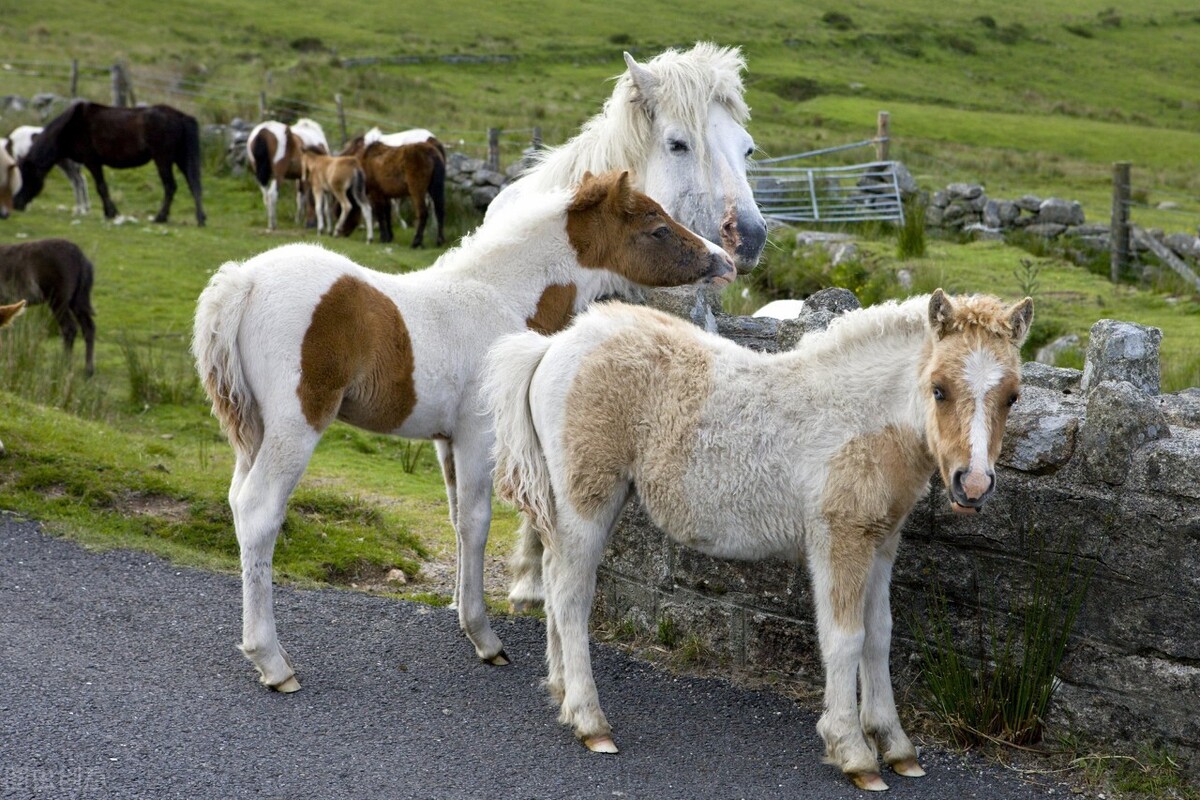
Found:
[860,532,923,779]
[151,157,177,223]
[231,428,320,691]
[86,163,118,219]
[811,525,887,791]
[409,186,428,248]
[433,437,459,608]
[451,429,508,665]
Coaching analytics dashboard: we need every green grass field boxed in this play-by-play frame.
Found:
[1,0,1198,599]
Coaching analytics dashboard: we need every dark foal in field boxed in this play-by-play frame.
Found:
[0,239,97,376]
[14,101,205,227]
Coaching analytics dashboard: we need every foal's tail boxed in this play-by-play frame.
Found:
[482,330,556,538]
[191,261,262,462]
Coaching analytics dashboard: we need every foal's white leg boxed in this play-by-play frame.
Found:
[451,431,507,664]
[860,533,923,777]
[433,438,460,608]
[508,516,546,613]
[232,428,320,691]
[810,541,886,790]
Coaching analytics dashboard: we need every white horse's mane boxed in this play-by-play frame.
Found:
[523,42,749,190]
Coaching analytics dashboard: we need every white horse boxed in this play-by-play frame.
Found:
[496,41,770,615]
[484,290,1032,790]
[192,171,734,692]
[5,126,90,216]
[246,118,330,230]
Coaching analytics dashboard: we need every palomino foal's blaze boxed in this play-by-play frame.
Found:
[192,171,733,693]
[484,290,1032,790]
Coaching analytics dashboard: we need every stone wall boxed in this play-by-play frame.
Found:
[594,286,1200,774]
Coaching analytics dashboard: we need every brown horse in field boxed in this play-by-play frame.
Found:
[0,239,97,376]
[342,135,446,248]
[14,101,205,226]
[246,119,329,230]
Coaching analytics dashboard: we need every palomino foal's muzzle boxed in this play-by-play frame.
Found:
[949,468,996,515]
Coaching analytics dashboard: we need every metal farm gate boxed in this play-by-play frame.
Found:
[751,153,906,226]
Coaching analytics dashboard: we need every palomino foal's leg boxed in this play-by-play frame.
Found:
[860,533,923,777]
[231,429,320,691]
[811,534,887,790]
[451,433,507,664]
[507,516,546,612]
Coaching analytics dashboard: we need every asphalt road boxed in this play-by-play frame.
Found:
[0,514,1067,799]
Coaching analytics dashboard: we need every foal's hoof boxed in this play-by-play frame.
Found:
[484,649,511,667]
[584,735,619,754]
[891,758,926,778]
[271,675,302,693]
[849,772,889,792]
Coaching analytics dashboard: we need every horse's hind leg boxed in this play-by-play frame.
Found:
[408,184,428,248]
[60,161,89,215]
[508,516,545,613]
[152,157,177,223]
[74,304,96,378]
[48,299,78,364]
[181,153,206,227]
[860,532,922,778]
[433,438,459,607]
[232,427,321,691]
[86,163,118,219]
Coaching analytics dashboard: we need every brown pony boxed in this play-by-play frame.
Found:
[246,119,329,230]
[342,137,446,248]
[300,151,373,241]
[0,239,97,376]
[14,101,205,226]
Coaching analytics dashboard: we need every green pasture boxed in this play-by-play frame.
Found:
[1,0,1198,599]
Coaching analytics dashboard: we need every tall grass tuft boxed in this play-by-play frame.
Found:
[120,333,201,407]
[910,528,1091,747]
[0,307,107,419]
[897,195,928,259]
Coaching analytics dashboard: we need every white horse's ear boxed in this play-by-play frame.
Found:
[928,288,955,339]
[1008,297,1035,346]
[624,52,659,104]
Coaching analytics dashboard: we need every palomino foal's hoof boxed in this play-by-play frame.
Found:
[484,649,511,666]
[584,735,618,754]
[849,772,889,792]
[271,675,302,693]
[891,758,926,778]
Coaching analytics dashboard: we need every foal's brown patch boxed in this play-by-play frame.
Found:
[563,310,713,520]
[527,283,577,334]
[821,425,934,629]
[298,274,417,432]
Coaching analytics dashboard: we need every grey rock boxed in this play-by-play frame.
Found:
[983,200,1002,229]
[471,168,506,187]
[1037,197,1086,226]
[803,286,860,316]
[924,205,944,226]
[1134,428,1200,500]
[889,161,920,197]
[946,182,984,200]
[1014,194,1043,212]
[999,386,1081,474]
[794,231,855,247]
[996,200,1021,226]
[715,314,783,352]
[931,190,949,209]
[643,285,722,332]
[469,185,500,210]
[1165,233,1200,260]
[1069,223,1110,237]
[1035,334,1081,366]
[1021,361,1083,394]
[1078,380,1171,484]
[1159,388,1200,428]
[1024,223,1067,239]
[1081,319,1163,396]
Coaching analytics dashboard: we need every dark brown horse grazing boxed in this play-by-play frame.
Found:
[0,239,97,376]
[14,101,205,227]
[342,136,446,247]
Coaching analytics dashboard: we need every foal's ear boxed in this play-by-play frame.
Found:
[569,171,612,211]
[624,51,659,105]
[1007,297,1035,346]
[928,288,955,339]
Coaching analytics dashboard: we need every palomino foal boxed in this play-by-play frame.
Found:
[484,290,1032,790]
[300,151,373,241]
[193,171,734,693]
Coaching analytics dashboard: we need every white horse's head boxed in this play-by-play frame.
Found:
[618,44,767,270]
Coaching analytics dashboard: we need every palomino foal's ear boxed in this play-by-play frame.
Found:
[928,288,955,339]
[1008,297,1035,346]
[624,52,659,104]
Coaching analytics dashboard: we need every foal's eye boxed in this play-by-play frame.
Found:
[1007,393,1019,407]
[668,139,690,154]
[651,226,671,240]
[932,385,946,402]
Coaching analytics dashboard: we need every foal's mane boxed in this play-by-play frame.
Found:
[524,43,749,189]
[428,186,574,275]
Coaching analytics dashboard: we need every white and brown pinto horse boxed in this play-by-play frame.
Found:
[0,142,18,220]
[495,41,770,614]
[484,290,1032,789]
[300,151,373,241]
[6,126,90,215]
[192,171,734,692]
[246,118,329,230]
[0,299,27,455]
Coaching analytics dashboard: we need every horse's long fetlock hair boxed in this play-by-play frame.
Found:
[191,262,263,461]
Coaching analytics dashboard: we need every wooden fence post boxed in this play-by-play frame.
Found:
[258,91,267,120]
[875,111,890,161]
[532,126,542,150]
[111,63,126,106]
[1111,161,1131,283]
[487,127,500,171]
[69,59,79,98]
[335,93,347,147]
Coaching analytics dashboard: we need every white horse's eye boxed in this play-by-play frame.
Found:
[744,146,754,159]
[668,139,690,154]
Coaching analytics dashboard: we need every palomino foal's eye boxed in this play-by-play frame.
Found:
[1007,393,1020,407]
[932,385,946,402]
[651,226,671,240]
[668,139,690,154]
